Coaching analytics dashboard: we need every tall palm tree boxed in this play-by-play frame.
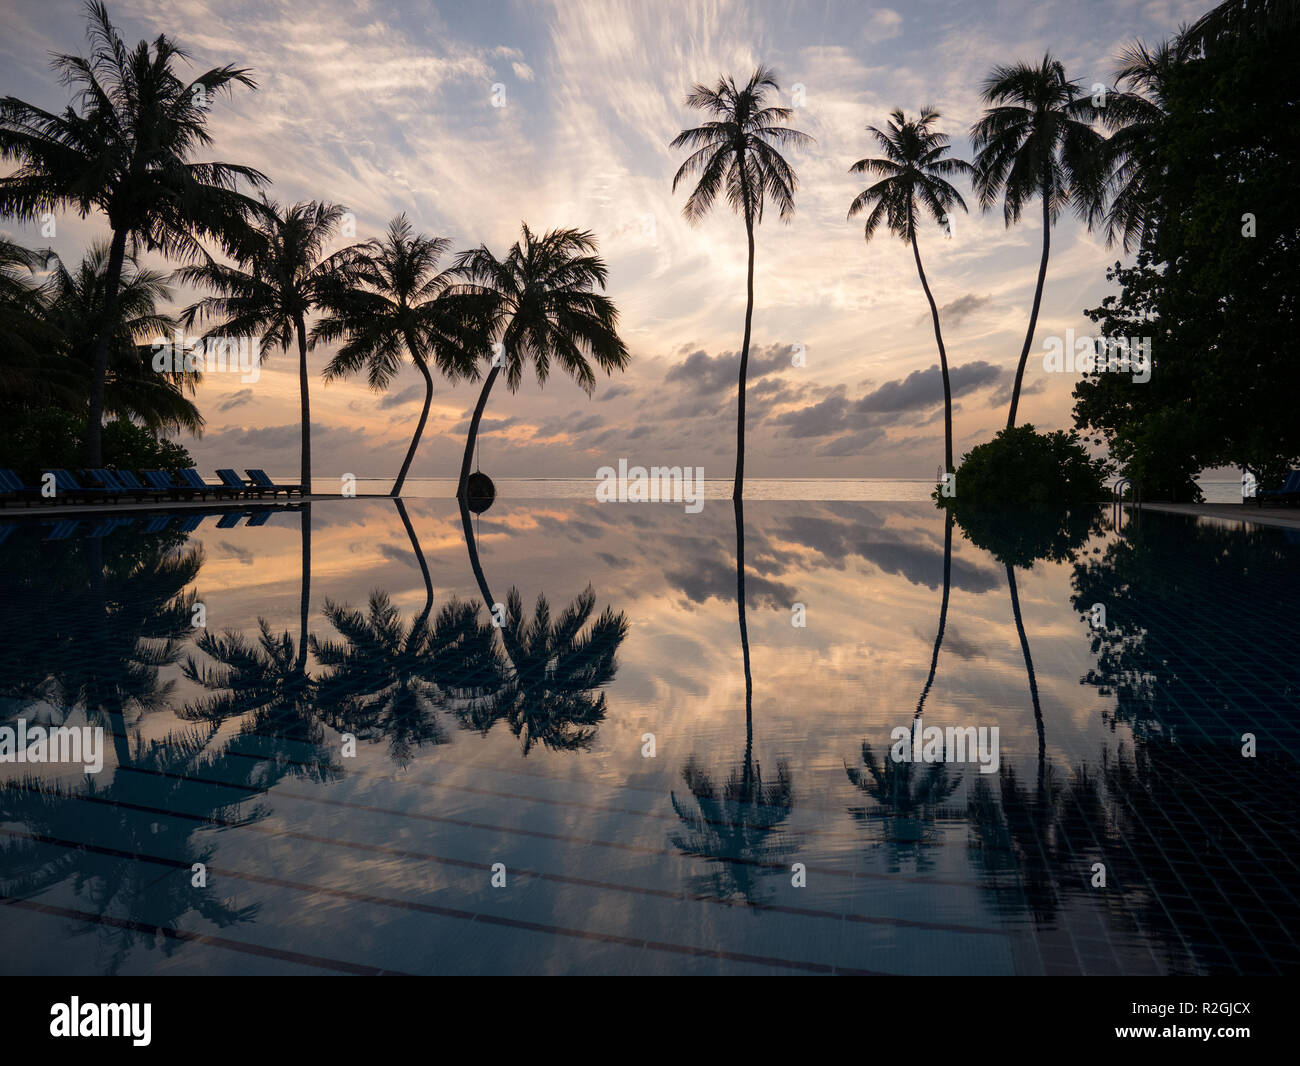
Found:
[317,216,485,497]
[970,54,1105,429]
[671,66,812,499]
[178,199,362,491]
[0,0,266,464]
[48,242,203,435]
[849,108,972,472]
[451,224,628,499]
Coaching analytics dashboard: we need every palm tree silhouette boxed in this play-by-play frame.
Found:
[451,225,628,499]
[456,497,628,754]
[317,216,485,497]
[0,237,59,405]
[970,54,1105,429]
[1094,39,1184,252]
[849,109,972,473]
[670,499,796,901]
[178,200,363,491]
[671,66,811,499]
[0,0,266,465]
[48,242,203,435]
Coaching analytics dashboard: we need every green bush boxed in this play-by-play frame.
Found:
[936,424,1112,508]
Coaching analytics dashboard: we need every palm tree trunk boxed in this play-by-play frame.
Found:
[915,511,953,719]
[1006,562,1046,789]
[392,339,435,498]
[1007,192,1052,430]
[734,218,756,500]
[396,498,433,628]
[83,227,129,466]
[733,496,753,769]
[911,233,955,473]
[457,363,500,498]
[295,315,312,492]
[297,502,312,674]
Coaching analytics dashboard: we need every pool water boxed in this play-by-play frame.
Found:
[0,496,1296,975]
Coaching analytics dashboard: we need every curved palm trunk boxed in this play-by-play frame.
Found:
[294,315,312,492]
[734,497,754,781]
[1006,562,1046,790]
[83,227,129,466]
[297,502,312,674]
[392,338,435,498]
[457,364,501,498]
[458,493,524,668]
[734,218,756,501]
[912,233,955,473]
[1007,193,1052,430]
[915,511,954,719]
[395,498,433,628]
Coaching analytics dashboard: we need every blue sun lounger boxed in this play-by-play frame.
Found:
[1256,470,1300,506]
[0,468,42,506]
[216,469,263,497]
[245,469,303,496]
[177,468,236,499]
[44,469,111,503]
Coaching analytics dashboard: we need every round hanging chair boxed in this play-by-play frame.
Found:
[466,471,496,514]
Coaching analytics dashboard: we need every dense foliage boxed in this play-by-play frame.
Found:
[1074,13,1300,500]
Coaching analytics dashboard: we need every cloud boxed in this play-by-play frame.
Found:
[217,388,255,412]
[663,342,792,395]
[379,384,425,409]
[916,292,992,327]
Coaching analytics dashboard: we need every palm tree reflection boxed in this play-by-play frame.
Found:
[670,499,796,902]
[457,496,628,755]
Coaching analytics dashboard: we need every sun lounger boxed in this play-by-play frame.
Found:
[0,468,42,506]
[44,469,110,503]
[245,469,303,496]
[177,468,235,499]
[215,469,263,496]
[1256,470,1300,506]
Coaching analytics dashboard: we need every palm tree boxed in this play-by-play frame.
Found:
[451,224,628,499]
[0,236,58,404]
[671,66,812,499]
[1095,39,1185,252]
[0,0,266,464]
[970,54,1105,429]
[178,199,362,491]
[317,216,485,497]
[48,242,203,435]
[849,108,972,472]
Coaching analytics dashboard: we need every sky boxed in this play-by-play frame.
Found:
[0,0,1209,482]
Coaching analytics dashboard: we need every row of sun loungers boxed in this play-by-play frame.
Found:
[0,467,303,507]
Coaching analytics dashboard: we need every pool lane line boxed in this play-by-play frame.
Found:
[0,783,1013,939]
[1,830,891,976]
[0,891,403,975]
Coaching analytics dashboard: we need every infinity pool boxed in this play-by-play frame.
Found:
[1,497,1296,975]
